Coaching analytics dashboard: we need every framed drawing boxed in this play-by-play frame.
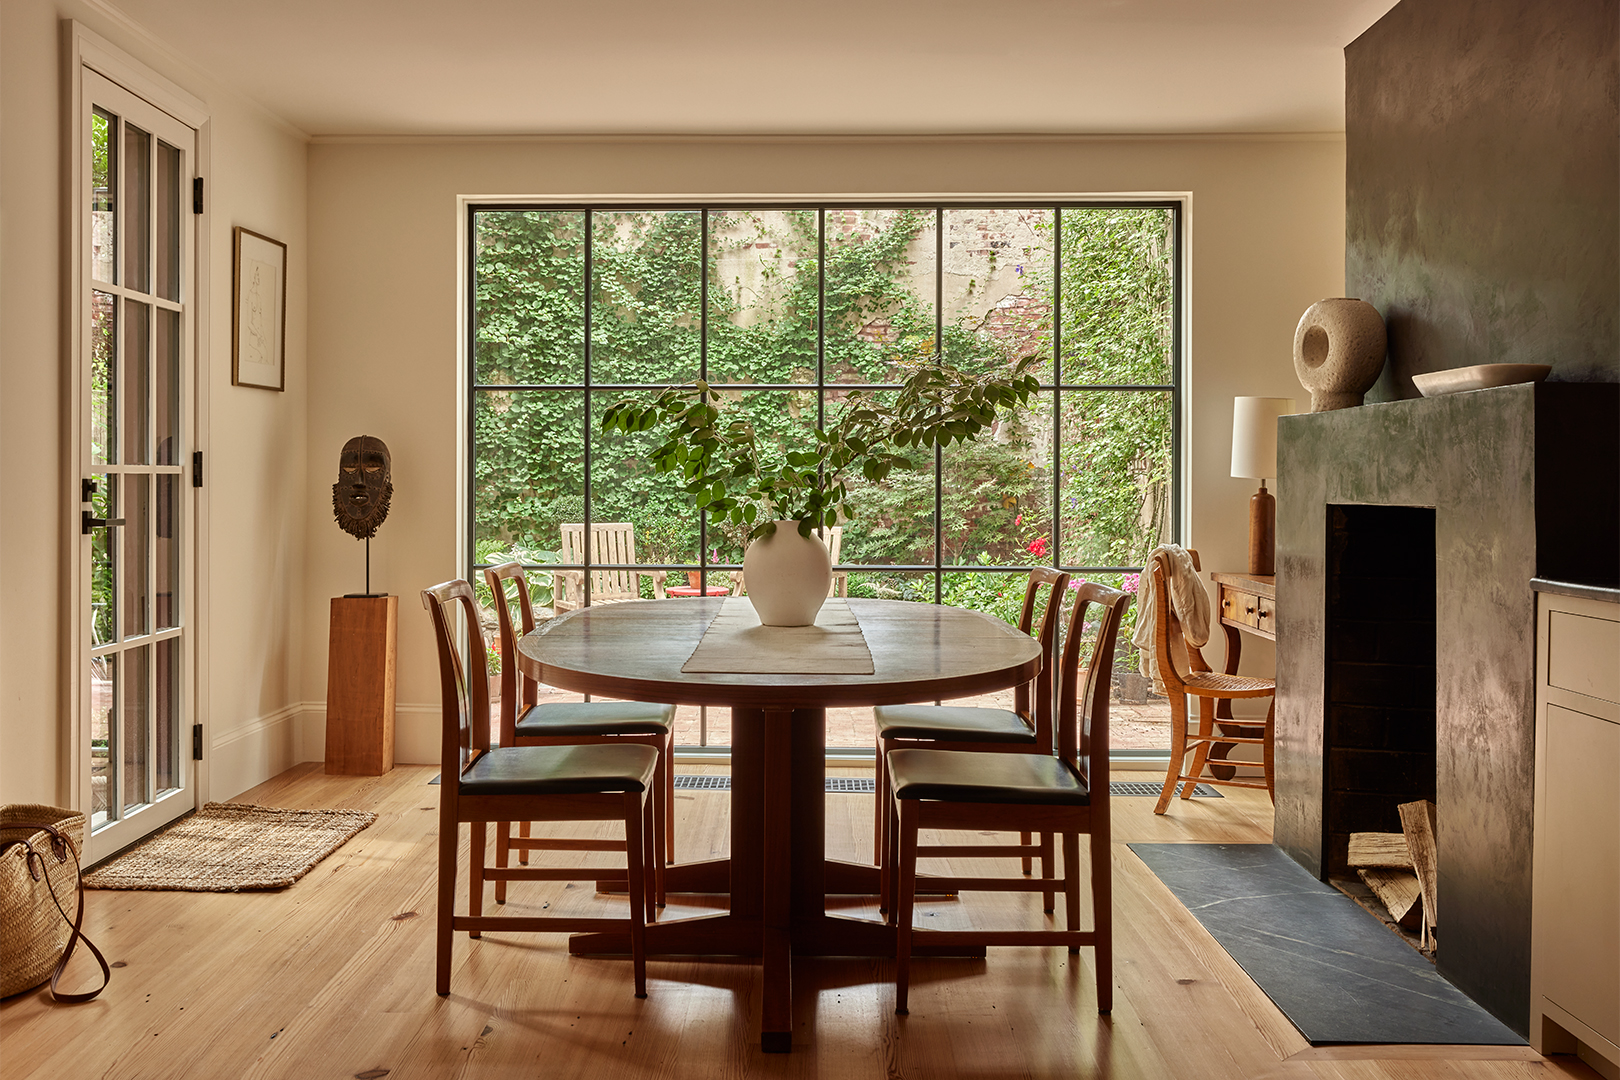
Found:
[232,226,287,391]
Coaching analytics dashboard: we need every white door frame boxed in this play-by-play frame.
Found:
[65,22,212,852]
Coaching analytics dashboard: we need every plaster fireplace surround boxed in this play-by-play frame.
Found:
[1274,381,1620,1036]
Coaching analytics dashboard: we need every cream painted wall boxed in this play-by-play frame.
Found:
[305,136,1342,761]
[0,0,309,806]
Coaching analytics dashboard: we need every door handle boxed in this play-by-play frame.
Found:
[82,509,125,535]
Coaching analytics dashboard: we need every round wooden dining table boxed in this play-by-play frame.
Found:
[516,596,1041,1052]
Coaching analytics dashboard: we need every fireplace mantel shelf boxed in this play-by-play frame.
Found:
[1530,578,1620,605]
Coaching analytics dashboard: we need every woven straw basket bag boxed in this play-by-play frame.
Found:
[1,804,87,998]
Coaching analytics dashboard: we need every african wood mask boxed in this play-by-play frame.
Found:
[332,435,392,540]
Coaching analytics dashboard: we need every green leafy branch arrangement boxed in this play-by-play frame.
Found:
[600,355,1042,542]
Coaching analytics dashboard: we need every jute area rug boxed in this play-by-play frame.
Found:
[83,803,376,892]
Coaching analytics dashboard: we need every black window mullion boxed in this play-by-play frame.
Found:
[1171,202,1184,545]
[699,209,709,592]
[466,206,479,584]
[933,206,944,605]
[1051,205,1062,570]
[816,209,825,432]
[583,209,593,606]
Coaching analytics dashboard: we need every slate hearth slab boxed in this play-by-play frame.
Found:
[1129,842,1523,1046]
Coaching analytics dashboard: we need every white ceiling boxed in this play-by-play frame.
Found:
[105,0,1399,138]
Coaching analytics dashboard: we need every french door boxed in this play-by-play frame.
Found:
[79,69,198,861]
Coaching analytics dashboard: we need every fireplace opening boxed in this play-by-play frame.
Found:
[1323,504,1439,940]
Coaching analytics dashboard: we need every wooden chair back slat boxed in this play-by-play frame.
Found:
[483,561,540,746]
[1015,567,1070,750]
[421,579,492,786]
[1058,582,1131,791]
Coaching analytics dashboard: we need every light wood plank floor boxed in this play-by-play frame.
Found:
[1,763,1597,1080]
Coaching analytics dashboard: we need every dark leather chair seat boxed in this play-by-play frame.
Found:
[873,704,1036,744]
[460,743,659,797]
[887,747,1090,806]
[514,701,675,738]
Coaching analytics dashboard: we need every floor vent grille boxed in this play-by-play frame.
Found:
[1112,780,1222,798]
[671,775,1223,797]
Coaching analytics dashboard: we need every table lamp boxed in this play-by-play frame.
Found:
[1231,397,1296,576]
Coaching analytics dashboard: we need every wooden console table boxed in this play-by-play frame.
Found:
[1207,572,1275,777]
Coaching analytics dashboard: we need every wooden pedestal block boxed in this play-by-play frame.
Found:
[325,596,397,776]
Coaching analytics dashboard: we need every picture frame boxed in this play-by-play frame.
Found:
[231,226,287,391]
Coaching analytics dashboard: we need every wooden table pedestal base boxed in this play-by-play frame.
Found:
[567,706,983,1052]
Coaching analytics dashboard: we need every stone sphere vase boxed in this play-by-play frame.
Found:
[1293,298,1388,411]
[742,521,832,627]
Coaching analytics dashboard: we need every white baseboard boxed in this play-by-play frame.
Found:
[208,704,300,802]
[294,702,442,766]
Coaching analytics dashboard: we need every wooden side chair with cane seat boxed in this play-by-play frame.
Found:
[423,578,658,998]
[873,567,1070,911]
[1146,548,1276,815]
[484,562,676,897]
[885,581,1131,1016]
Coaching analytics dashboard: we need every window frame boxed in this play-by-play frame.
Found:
[458,198,1185,756]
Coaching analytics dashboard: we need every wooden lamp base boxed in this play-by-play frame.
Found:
[1248,481,1276,577]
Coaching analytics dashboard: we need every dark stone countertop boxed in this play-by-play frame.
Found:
[1530,578,1620,605]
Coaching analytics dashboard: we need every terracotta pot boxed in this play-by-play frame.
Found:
[741,521,832,626]
[688,570,703,588]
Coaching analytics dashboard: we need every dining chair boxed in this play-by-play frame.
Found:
[873,567,1070,909]
[423,578,657,998]
[485,561,677,893]
[885,581,1130,1016]
[1145,548,1276,814]
[552,522,667,612]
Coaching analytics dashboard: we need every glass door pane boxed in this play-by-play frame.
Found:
[92,292,117,465]
[122,475,149,638]
[123,124,150,292]
[91,109,116,284]
[91,654,116,827]
[155,638,179,795]
[156,473,179,630]
[122,644,150,814]
[155,309,180,463]
[123,299,150,464]
[155,140,182,301]
[92,476,117,647]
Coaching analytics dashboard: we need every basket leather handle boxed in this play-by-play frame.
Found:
[1,820,110,1003]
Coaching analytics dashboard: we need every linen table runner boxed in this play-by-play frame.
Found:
[681,598,875,674]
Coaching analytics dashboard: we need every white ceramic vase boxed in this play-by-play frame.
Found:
[742,521,832,627]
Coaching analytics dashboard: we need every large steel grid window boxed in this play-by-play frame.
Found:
[467,203,1181,751]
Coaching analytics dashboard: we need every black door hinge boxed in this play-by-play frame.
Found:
[192,450,203,488]
[193,177,204,215]
[192,724,203,760]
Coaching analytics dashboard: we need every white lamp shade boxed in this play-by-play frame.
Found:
[1231,396,1297,480]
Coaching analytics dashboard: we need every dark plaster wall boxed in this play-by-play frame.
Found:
[1274,383,1619,1036]
[1346,0,1620,399]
